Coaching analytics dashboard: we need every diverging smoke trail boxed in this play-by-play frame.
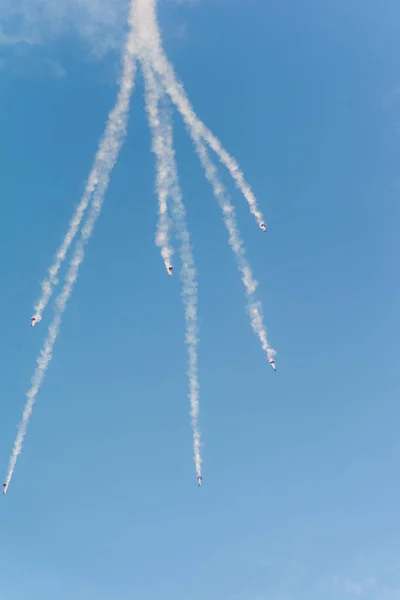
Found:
[4,4,137,491]
[142,60,202,478]
[191,134,275,363]
[133,0,274,363]
[134,0,265,229]
[141,60,173,274]
[33,12,138,325]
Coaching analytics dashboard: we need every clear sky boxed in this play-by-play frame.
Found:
[0,1,399,599]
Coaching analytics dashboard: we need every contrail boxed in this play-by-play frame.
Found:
[141,60,174,275]
[142,60,202,478]
[4,1,137,492]
[33,173,99,324]
[189,132,275,365]
[135,0,275,364]
[134,0,266,230]
[5,0,276,493]
[33,4,138,325]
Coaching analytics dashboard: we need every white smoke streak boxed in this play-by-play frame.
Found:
[33,4,138,325]
[190,134,276,363]
[33,174,97,323]
[141,61,173,273]
[134,0,265,228]
[5,1,137,490]
[135,0,275,362]
[142,60,202,477]
[5,0,276,492]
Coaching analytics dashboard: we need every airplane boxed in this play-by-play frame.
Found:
[31,316,37,328]
[168,266,173,276]
[260,222,267,232]
[197,476,203,487]
[269,358,276,372]
[3,484,7,496]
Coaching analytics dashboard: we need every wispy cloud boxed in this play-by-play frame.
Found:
[42,58,67,77]
[0,0,129,55]
[0,0,196,56]
[0,52,67,78]
[329,574,400,599]
[257,557,400,600]
[330,575,374,597]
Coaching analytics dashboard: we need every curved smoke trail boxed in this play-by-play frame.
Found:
[5,0,276,493]
[136,0,275,364]
[189,134,275,363]
[134,0,265,228]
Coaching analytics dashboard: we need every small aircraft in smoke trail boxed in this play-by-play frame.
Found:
[197,476,202,487]
[3,484,7,495]
[269,358,276,372]
[168,266,173,276]
[260,222,267,232]
[31,316,37,328]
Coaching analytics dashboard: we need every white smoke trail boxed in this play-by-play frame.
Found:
[141,62,173,274]
[33,5,139,325]
[135,0,275,363]
[190,134,276,363]
[33,173,98,323]
[4,2,137,490]
[142,60,202,478]
[134,0,265,228]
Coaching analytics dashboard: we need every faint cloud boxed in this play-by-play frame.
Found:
[260,558,307,578]
[329,576,366,596]
[42,58,67,78]
[382,85,400,116]
[0,0,129,56]
[384,561,400,575]
[0,0,199,57]
[344,579,365,596]
[328,573,391,598]
[0,30,41,46]
[0,51,66,78]
[167,0,200,4]
[256,556,400,600]
[163,0,203,48]
[285,560,306,576]
[171,22,188,41]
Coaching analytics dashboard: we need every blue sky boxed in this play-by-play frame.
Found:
[0,1,399,599]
